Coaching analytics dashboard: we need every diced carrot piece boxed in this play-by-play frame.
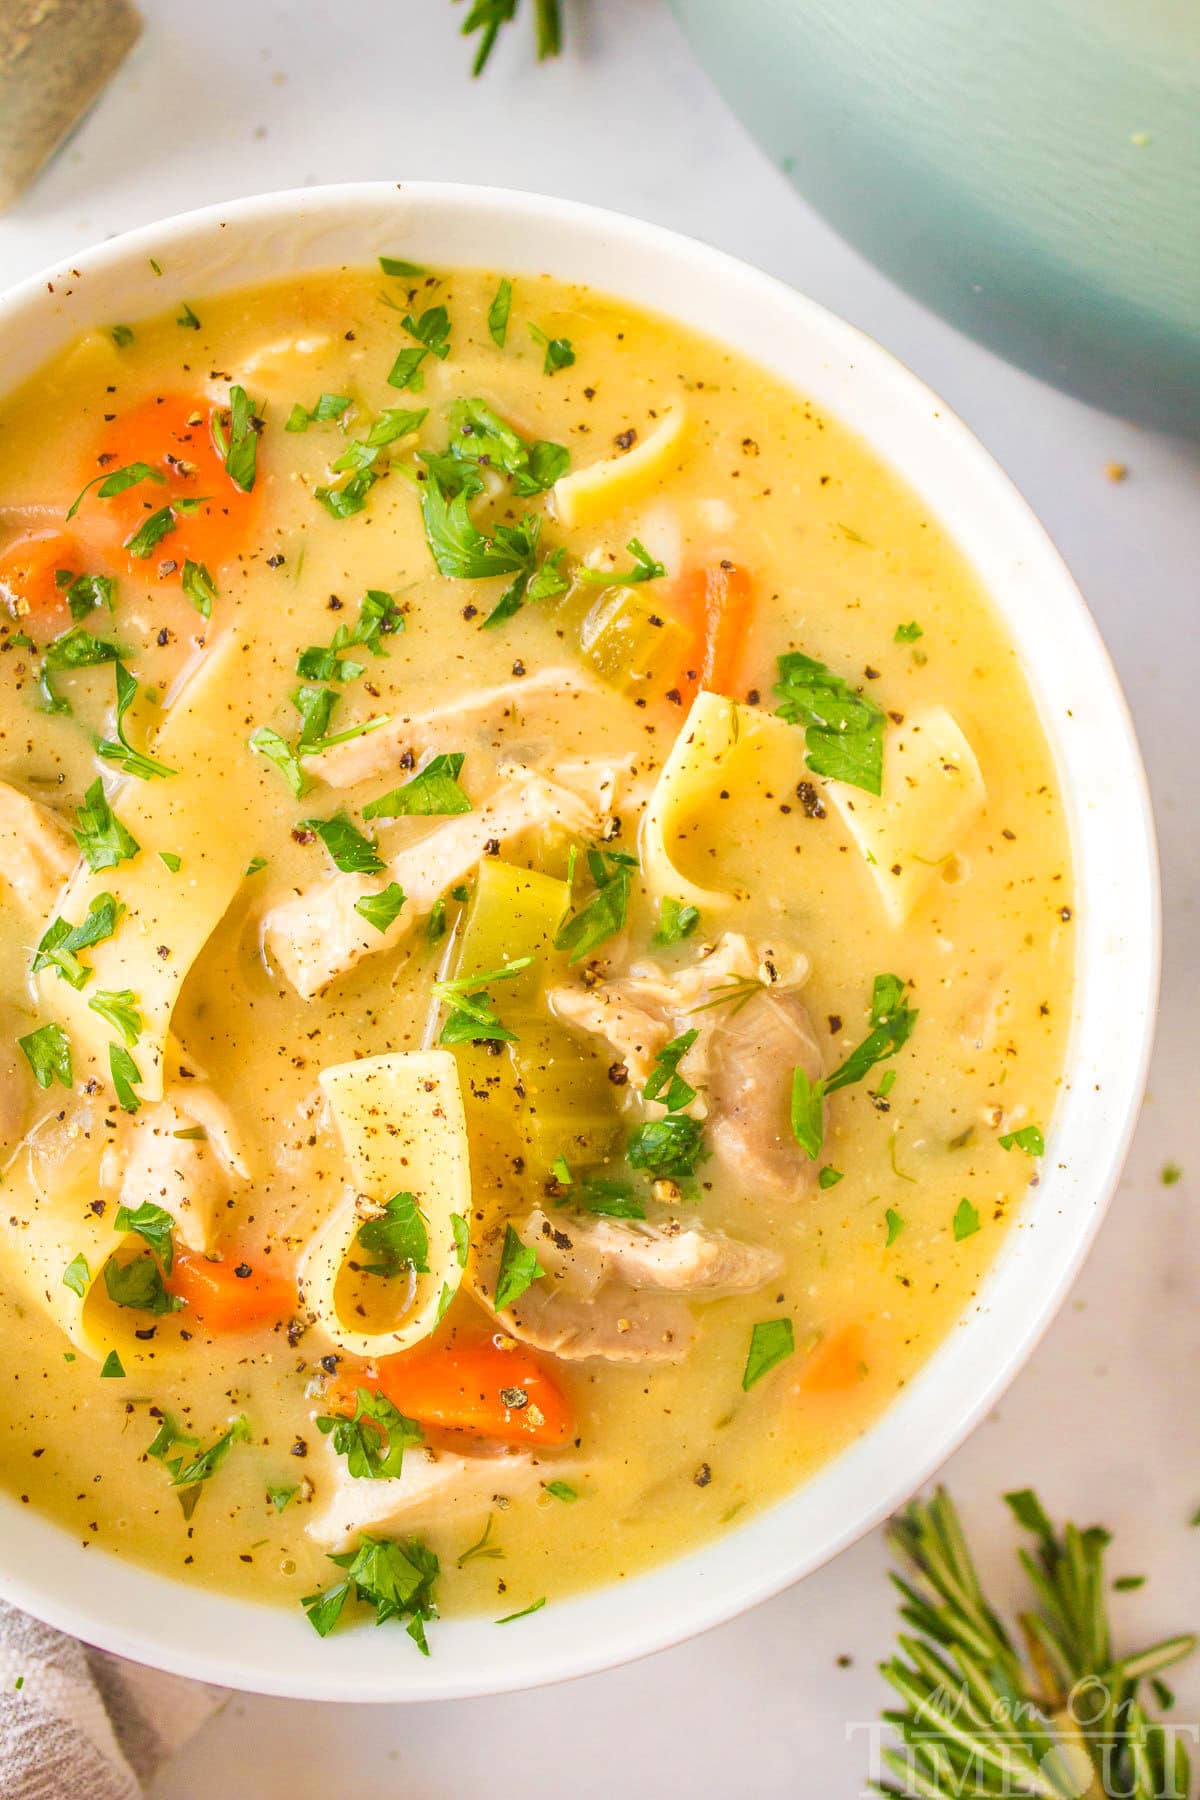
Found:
[167,1248,295,1332]
[329,1338,574,1448]
[84,393,260,578]
[798,1322,869,1394]
[670,561,756,697]
[0,530,85,629]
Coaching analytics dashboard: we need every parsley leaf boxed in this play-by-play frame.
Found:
[387,306,450,391]
[380,255,426,278]
[66,460,166,522]
[627,1114,706,1178]
[653,896,700,946]
[59,571,116,621]
[214,385,261,491]
[355,1191,430,1279]
[37,624,122,713]
[267,1484,297,1512]
[302,810,385,874]
[573,1177,645,1220]
[824,975,917,1094]
[493,1222,544,1311]
[528,322,575,375]
[895,621,924,643]
[292,684,339,749]
[109,1042,143,1112]
[96,660,175,780]
[953,1198,981,1241]
[72,779,140,872]
[450,1212,470,1267]
[998,1125,1045,1156]
[249,725,309,798]
[420,462,543,581]
[488,277,512,347]
[446,396,569,496]
[774,651,886,796]
[578,537,665,584]
[62,1252,90,1297]
[100,1350,125,1378]
[545,1481,577,1503]
[316,1388,422,1481]
[553,844,636,963]
[496,1597,546,1624]
[182,559,217,618]
[163,1416,250,1489]
[32,892,124,988]
[362,752,471,819]
[885,1207,905,1246]
[433,955,532,1045]
[103,1250,181,1313]
[643,1029,699,1112]
[286,393,351,432]
[789,1065,824,1160]
[742,1318,795,1390]
[18,1023,72,1090]
[303,1533,439,1649]
[114,1200,176,1273]
[354,882,406,934]
[123,505,178,561]
[88,988,141,1046]
[818,1165,843,1189]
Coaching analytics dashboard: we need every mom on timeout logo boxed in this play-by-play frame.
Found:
[846,1671,1200,1799]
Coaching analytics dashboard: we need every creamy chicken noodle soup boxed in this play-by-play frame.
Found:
[0,264,1073,1642]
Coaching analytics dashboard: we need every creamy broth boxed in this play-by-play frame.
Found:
[0,267,1072,1637]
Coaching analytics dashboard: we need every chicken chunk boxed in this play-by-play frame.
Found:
[0,779,75,918]
[307,1444,566,1552]
[302,666,615,790]
[549,933,822,1198]
[482,1205,780,1364]
[263,767,599,999]
[105,1084,249,1253]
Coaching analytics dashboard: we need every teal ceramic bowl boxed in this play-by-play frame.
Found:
[672,0,1200,435]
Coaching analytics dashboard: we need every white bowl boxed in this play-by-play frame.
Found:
[0,183,1158,1701]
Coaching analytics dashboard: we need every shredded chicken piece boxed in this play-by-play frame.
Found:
[550,932,822,1198]
[103,1084,249,1253]
[482,1204,780,1364]
[0,779,75,917]
[263,767,599,999]
[302,666,614,790]
[307,1444,566,1552]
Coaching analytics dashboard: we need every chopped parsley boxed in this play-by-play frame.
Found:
[36,623,121,714]
[213,384,262,491]
[100,1350,125,1379]
[355,1191,429,1279]
[627,1114,706,1179]
[267,1484,297,1513]
[182,560,217,618]
[742,1318,795,1390]
[301,810,385,874]
[292,684,339,749]
[528,322,574,375]
[653,896,700,946]
[249,726,309,798]
[573,1178,645,1220]
[388,306,451,391]
[58,570,116,621]
[894,621,924,643]
[553,844,637,963]
[493,1223,544,1311]
[362,752,471,819]
[111,324,134,347]
[446,396,569,496]
[32,891,124,988]
[433,956,533,1045]
[66,459,166,522]
[488,277,512,347]
[643,1029,699,1112]
[18,1023,72,1091]
[419,460,543,583]
[285,393,351,431]
[108,1043,143,1113]
[88,988,141,1046]
[316,1388,422,1481]
[123,505,177,561]
[103,1251,181,1314]
[354,882,407,934]
[96,660,175,780]
[818,1166,844,1189]
[298,589,404,682]
[545,1480,578,1503]
[62,1252,90,1298]
[302,1533,439,1651]
[496,1597,546,1624]
[790,974,917,1163]
[151,1413,249,1492]
[578,537,665,585]
[998,1125,1045,1156]
[953,1198,981,1241]
[885,1207,905,1246]
[114,1200,176,1273]
[72,779,140,871]
[379,255,426,278]
[774,651,886,796]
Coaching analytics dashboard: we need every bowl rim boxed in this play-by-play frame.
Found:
[0,180,1160,1702]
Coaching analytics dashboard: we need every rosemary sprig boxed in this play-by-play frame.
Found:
[876,1489,1195,1800]
[455,0,562,75]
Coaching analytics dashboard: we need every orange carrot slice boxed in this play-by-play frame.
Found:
[329,1338,574,1447]
[671,561,755,697]
[168,1248,295,1333]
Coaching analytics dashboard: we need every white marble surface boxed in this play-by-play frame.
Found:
[2,3,1197,1793]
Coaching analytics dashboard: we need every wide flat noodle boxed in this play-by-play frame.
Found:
[302,1050,470,1359]
[3,1100,144,1360]
[641,689,799,911]
[827,705,986,924]
[553,405,687,530]
[34,633,250,1103]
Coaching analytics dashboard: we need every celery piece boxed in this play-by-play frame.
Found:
[558,584,688,691]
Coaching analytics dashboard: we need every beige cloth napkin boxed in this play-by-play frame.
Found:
[0,1602,225,1799]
